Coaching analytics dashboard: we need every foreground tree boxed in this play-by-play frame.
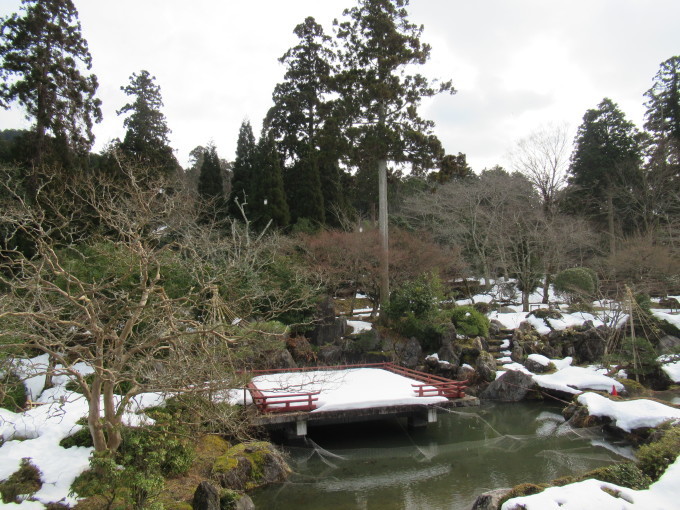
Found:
[0,165,319,455]
[117,70,179,178]
[335,0,455,308]
[0,0,102,166]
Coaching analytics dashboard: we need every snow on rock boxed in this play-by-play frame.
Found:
[659,355,680,383]
[347,320,373,334]
[502,456,680,510]
[577,392,680,432]
[533,366,624,395]
[527,354,551,367]
[249,368,448,413]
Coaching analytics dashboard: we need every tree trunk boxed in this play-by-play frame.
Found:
[522,289,530,312]
[607,194,616,255]
[542,273,551,305]
[378,157,389,314]
[87,376,108,453]
[103,380,122,453]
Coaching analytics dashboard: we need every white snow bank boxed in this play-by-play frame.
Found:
[502,456,680,510]
[347,320,373,334]
[659,355,680,383]
[249,368,448,413]
[652,309,680,330]
[533,367,624,395]
[489,310,620,335]
[577,392,680,432]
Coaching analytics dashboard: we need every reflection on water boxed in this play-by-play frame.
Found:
[252,402,629,510]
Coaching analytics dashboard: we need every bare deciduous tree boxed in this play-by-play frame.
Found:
[0,164,319,455]
[509,123,570,217]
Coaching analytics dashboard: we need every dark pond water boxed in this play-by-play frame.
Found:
[251,402,632,510]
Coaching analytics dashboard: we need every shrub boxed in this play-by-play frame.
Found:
[0,373,26,412]
[636,425,680,481]
[450,305,489,338]
[582,462,651,490]
[0,458,42,503]
[391,313,448,353]
[554,267,598,303]
[59,425,93,449]
[385,272,443,321]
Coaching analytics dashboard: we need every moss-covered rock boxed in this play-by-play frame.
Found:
[636,424,680,481]
[211,441,290,491]
[581,462,652,490]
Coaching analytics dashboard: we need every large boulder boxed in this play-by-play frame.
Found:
[470,488,512,510]
[481,370,535,401]
[658,335,680,355]
[475,351,497,383]
[309,296,347,345]
[392,337,422,369]
[193,481,220,510]
[212,441,291,492]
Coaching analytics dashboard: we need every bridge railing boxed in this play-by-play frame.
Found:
[247,382,320,413]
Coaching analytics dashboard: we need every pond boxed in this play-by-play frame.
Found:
[251,402,631,509]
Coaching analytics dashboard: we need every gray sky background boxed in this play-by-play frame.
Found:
[0,0,678,172]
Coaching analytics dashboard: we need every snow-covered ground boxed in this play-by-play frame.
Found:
[502,455,680,510]
[247,368,448,413]
[0,355,163,507]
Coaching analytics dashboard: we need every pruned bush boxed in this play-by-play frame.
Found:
[385,272,443,320]
[554,267,598,303]
[636,425,680,481]
[582,462,651,490]
[450,305,489,338]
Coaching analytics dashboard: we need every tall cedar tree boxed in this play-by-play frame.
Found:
[644,56,680,219]
[228,120,257,220]
[0,0,102,167]
[250,134,290,230]
[197,143,225,221]
[265,17,336,227]
[117,70,179,179]
[567,98,642,249]
[334,0,454,307]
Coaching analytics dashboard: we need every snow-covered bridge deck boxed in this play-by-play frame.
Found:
[243,363,480,437]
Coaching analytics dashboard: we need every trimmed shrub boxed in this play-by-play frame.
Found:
[554,267,598,303]
[636,425,680,481]
[450,305,489,338]
[582,462,651,490]
[385,272,443,321]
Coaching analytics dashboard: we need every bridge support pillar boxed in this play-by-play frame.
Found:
[287,418,308,438]
[408,407,437,429]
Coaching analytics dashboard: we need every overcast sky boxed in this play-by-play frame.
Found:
[0,0,678,172]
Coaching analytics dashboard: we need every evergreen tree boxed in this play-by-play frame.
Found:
[117,70,178,178]
[644,55,680,169]
[566,98,642,249]
[0,0,102,165]
[197,143,225,221]
[250,134,290,230]
[228,120,257,220]
[265,17,337,227]
[334,0,454,306]
[643,57,680,222]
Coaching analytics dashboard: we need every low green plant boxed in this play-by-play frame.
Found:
[450,305,489,338]
[0,458,42,503]
[59,425,93,449]
[582,462,651,490]
[390,311,449,353]
[636,425,680,481]
[0,373,26,412]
